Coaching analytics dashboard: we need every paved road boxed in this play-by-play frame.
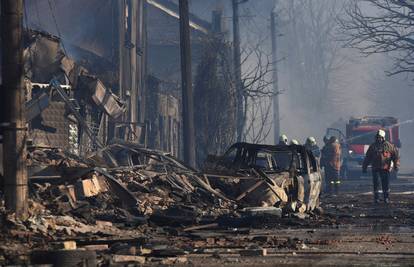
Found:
[176,174,414,267]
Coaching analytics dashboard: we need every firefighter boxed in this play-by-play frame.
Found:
[362,129,399,204]
[279,134,289,145]
[290,139,300,145]
[276,134,290,169]
[321,136,342,195]
[305,136,321,160]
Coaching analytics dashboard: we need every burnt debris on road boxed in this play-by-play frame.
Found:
[1,143,414,266]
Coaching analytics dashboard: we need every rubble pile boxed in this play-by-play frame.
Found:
[26,145,234,224]
[0,145,232,265]
[111,168,229,216]
[0,142,331,266]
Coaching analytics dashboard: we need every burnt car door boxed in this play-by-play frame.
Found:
[294,146,322,211]
[303,149,322,211]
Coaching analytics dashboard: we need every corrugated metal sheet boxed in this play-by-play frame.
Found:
[31,101,69,149]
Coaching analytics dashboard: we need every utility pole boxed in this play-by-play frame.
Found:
[138,0,147,144]
[232,0,246,142]
[117,0,126,140]
[117,0,145,143]
[129,0,139,142]
[1,0,28,218]
[179,0,196,168]
[271,8,280,144]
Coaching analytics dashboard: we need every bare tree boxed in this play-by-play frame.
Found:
[194,34,276,165]
[340,0,414,75]
[243,97,273,143]
[239,40,276,143]
[194,36,237,166]
[280,0,344,114]
[221,31,277,144]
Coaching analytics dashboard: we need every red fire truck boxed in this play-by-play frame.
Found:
[326,116,401,179]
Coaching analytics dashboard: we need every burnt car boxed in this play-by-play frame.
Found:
[204,142,322,212]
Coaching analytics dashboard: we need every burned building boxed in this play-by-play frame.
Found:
[146,0,218,158]
[22,0,226,160]
[22,0,142,156]
[146,0,236,163]
[22,30,126,157]
[146,75,181,157]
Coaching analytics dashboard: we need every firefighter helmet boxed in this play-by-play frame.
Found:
[306,136,317,146]
[377,129,386,138]
[290,139,300,145]
[279,134,288,145]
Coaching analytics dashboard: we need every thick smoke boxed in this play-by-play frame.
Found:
[24,0,414,170]
[189,0,414,171]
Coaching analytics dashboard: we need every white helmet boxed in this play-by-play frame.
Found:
[377,129,386,138]
[306,136,316,146]
[290,139,300,145]
[279,134,288,144]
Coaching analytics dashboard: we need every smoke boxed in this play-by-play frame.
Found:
[24,0,414,170]
[24,0,116,61]
[366,56,414,169]
[189,0,414,171]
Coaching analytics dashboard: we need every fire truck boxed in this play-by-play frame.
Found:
[326,116,401,179]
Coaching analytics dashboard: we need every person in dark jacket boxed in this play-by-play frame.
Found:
[321,136,342,195]
[363,129,400,203]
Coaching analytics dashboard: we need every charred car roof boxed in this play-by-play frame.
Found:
[227,142,306,152]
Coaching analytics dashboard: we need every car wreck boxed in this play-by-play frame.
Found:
[204,142,322,213]
[86,140,323,214]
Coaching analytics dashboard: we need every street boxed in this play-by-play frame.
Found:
[162,174,414,267]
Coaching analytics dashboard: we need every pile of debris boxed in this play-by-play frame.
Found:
[0,141,329,265]
[0,143,228,265]
[26,142,233,222]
